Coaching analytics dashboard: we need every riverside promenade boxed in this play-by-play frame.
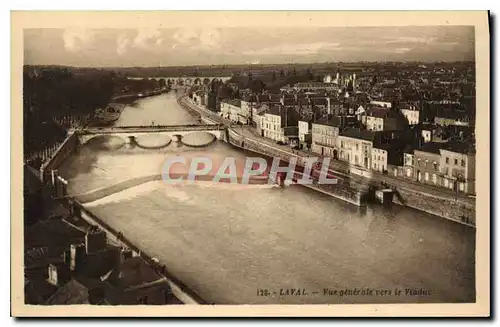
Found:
[178,94,476,227]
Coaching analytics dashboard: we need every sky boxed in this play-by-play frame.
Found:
[24,26,475,67]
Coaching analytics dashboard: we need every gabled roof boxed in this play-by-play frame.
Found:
[45,279,90,305]
[110,257,163,289]
[340,128,378,142]
[415,142,442,155]
[24,164,42,195]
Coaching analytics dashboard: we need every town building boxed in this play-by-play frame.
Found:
[220,99,249,124]
[361,107,409,132]
[192,90,207,107]
[400,104,421,125]
[434,111,472,127]
[311,115,357,157]
[439,144,476,194]
[413,143,442,186]
[261,105,300,143]
[298,120,312,150]
[402,150,415,179]
[281,82,340,92]
[337,129,376,169]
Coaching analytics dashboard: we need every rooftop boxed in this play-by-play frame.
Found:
[25,219,86,250]
[340,128,378,142]
[110,257,164,289]
[45,279,90,305]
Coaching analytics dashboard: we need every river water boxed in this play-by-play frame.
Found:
[58,91,475,304]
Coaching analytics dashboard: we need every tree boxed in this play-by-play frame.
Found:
[248,79,266,95]
[158,78,166,88]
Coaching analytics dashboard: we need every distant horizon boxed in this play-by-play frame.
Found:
[24,26,475,67]
[24,59,475,70]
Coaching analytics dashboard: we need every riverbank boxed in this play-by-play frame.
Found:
[176,91,203,123]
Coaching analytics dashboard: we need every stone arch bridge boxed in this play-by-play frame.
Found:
[78,124,228,146]
[127,76,232,86]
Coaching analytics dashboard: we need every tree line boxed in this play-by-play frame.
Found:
[23,67,165,168]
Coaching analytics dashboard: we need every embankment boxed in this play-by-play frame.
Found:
[40,132,80,183]
[226,129,364,206]
[226,128,475,226]
[392,186,475,227]
[71,199,206,304]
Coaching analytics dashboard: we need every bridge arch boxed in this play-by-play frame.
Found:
[80,134,128,148]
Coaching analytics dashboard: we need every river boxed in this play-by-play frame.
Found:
[57,91,475,304]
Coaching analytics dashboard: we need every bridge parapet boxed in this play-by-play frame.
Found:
[77,124,228,146]
[81,123,225,134]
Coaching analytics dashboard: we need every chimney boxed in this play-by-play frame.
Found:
[85,227,107,254]
[120,247,133,262]
[70,243,86,272]
[47,263,71,287]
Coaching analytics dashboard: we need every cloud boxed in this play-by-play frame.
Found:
[172,28,221,50]
[116,33,131,55]
[133,29,164,50]
[395,47,412,54]
[385,36,437,45]
[243,42,341,56]
[62,28,95,53]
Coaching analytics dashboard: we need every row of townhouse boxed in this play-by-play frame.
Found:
[401,143,476,194]
[309,111,475,194]
[220,99,257,125]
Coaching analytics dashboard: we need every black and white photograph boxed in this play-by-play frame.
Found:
[11,11,490,317]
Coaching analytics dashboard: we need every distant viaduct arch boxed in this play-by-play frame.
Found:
[127,76,232,86]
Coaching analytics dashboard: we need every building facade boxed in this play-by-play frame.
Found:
[400,105,421,125]
[439,148,476,194]
[413,149,441,185]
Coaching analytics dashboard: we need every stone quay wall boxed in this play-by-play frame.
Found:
[392,186,475,227]
[39,131,79,184]
[226,128,475,227]
[226,129,363,206]
[69,198,207,304]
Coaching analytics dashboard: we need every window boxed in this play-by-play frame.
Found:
[444,179,449,188]
[432,174,437,184]
[424,160,428,167]
[459,182,465,192]
[356,144,359,151]
[454,159,458,165]
[425,172,429,181]
[406,168,412,177]
[378,125,382,130]
[433,162,438,171]
[445,157,449,164]
[461,159,465,167]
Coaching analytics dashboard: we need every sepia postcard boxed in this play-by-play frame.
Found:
[11,11,490,317]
